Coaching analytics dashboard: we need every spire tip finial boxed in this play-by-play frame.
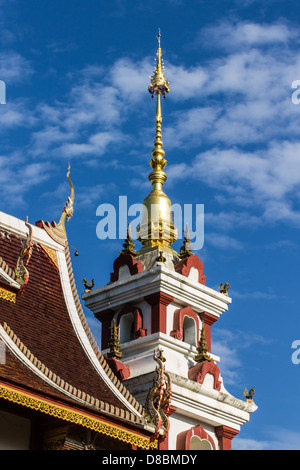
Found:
[148,30,169,97]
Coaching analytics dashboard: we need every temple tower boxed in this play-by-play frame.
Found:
[83,32,257,451]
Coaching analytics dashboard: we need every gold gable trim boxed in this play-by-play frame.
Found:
[0,383,158,450]
[40,244,59,270]
[0,288,16,303]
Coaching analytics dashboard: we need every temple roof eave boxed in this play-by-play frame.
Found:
[0,320,158,438]
[0,378,158,450]
[0,213,150,429]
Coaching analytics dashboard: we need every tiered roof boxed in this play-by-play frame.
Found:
[0,210,158,450]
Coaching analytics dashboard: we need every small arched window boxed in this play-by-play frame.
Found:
[183,316,197,346]
[119,312,135,343]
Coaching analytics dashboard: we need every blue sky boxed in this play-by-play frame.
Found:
[1,0,300,450]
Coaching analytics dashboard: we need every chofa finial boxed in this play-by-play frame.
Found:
[59,162,75,233]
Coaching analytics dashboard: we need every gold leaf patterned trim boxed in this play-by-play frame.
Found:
[0,288,16,303]
[0,383,158,450]
[0,322,147,427]
[40,244,59,270]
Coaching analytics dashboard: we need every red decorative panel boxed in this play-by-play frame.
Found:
[110,253,143,282]
[215,425,239,450]
[104,356,130,381]
[174,255,206,285]
[144,292,174,334]
[188,360,222,391]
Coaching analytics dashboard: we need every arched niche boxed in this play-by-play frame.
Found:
[177,424,216,450]
[117,305,147,343]
[182,316,197,346]
[170,306,200,346]
[119,311,135,343]
[190,435,213,450]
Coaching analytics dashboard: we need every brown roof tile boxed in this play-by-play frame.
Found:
[0,227,145,423]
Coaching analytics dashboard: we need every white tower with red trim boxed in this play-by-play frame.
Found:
[83,32,257,451]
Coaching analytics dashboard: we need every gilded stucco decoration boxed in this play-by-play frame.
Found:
[0,287,16,303]
[15,217,33,293]
[0,383,158,450]
[144,348,172,435]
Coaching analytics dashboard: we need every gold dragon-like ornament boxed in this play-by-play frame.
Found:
[15,217,33,294]
[144,349,172,435]
[59,162,74,233]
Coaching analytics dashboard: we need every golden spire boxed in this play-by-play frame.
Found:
[148,29,169,190]
[137,31,177,255]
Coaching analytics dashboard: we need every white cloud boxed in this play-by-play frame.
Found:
[110,57,151,100]
[56,130,126,159]
[164,106,220,149]
[0,101,35,128]
[76,182,117,208]
[205,232,243,250]
[266,239,298,250]
[212,328,270,387]
[232,437,267,450]
[213,339,242,385]
[234,427,300,450]
[30,126,76,156]
[2,18,300,226]
[166,63,208,100]
[231,290,278,300]
[200,20,298,51]
[0,51,33,83]
[0,152,52,206]
[204,210,262,232]
[165,139,300,227]
[29,80,128,159]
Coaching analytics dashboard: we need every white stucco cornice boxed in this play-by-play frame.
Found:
[0,211,63,252]
[83,264,231,318]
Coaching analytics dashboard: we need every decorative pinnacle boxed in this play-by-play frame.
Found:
[179,224,194,259]
[194,326,212,363]
[148,29,170,97]
[107,320,123,359]
[148,30,169,191]
[122,223,137,256]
